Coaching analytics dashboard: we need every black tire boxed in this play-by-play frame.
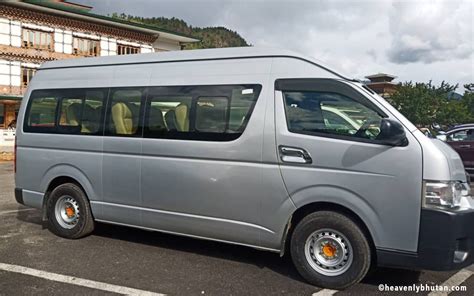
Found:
[290,211,371,289]
[46,183,95,239]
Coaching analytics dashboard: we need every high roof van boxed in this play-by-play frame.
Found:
[15,47,474,289]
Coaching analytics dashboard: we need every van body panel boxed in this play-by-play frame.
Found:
[21,189,44,209]
[16,135,103,202]
[140,60,290,247]
[413,129,467,182]
[101,137,143,226]
[274,85,423,252]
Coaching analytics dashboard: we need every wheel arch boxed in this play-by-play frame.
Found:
[281,201,377,265]
[40,164,97,221]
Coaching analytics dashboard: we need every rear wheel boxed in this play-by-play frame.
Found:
[47,183,94,239]
[290,211,371,289]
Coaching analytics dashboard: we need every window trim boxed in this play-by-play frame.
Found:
[276,78,387,117]
[277,78,397,146]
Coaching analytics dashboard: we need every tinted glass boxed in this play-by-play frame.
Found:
[24,89,106,134]
[106,88,144,136]
[283,91,383,140]
[196,97,228,133]
[26,91,58,132]
[144,84,261,141]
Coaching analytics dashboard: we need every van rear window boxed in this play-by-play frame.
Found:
[26,93,58,131]
[24,89,107,134]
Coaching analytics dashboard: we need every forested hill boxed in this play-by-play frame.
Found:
[110,13,250,49]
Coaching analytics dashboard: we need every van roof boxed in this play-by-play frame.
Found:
[40,47,351,80]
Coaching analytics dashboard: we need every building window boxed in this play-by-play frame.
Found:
[22,29,53,51]
[117,44,140,55]
[22,67,37,87]
[73,37,100,56]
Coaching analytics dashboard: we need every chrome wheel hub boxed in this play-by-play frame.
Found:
[54,195,80,229]
[305,229,353,276]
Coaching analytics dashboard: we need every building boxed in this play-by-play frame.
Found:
[364,73,398,98]
[0,0,199,130]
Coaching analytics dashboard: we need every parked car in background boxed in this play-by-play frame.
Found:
[441,124,474,178]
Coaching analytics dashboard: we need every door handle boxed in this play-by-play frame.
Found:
[279,146,312,164]
[460,144,471,149]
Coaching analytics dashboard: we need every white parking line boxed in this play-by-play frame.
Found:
[0,263,166,296]
[312,289,338,295]
[428,268,473,296]
[0,208,37,215]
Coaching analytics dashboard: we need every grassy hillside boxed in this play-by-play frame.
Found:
[111,13,249,49]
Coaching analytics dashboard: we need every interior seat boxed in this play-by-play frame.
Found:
[148,107,166,133]
[175,103,189,132]
[164,110,177,131]
[81,104,98,133]
[66,103,82,127]
[111,102,133,134]
[128,103,140,133]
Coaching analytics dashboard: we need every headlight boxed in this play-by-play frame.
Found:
[423,181,470,208]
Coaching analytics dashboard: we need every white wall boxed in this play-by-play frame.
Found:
[152,37,181,51]
[0,60,22,87]
[0,16,189,58]
[0,18,21,47]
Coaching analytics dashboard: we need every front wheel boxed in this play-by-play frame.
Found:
[47,183,95,239]
[290,211,371,289]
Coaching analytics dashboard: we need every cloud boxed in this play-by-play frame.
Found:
[75,0,473,88]
[387,0,473,64]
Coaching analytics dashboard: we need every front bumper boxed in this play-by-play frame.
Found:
[377,207,474,271]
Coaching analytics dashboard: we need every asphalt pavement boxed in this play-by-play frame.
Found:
[0,161,472,295]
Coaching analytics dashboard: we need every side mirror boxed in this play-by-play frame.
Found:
[431,123,441,131]
[377,118,408,146]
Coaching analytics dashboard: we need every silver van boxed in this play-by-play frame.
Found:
[15,47,474,289]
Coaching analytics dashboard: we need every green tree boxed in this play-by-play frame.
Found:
[109,14,249,49]
[388,81,473,126]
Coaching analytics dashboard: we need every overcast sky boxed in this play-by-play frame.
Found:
[75,0,473,91]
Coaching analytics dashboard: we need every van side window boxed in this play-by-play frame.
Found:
[83,90,106,134]
[25,91,58,132]
[58,90,106,135]
[144,84,261,141]
[106,88,145,136]
[195,97,228,133]
[283,91,383,140]
[25,88,107,134]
